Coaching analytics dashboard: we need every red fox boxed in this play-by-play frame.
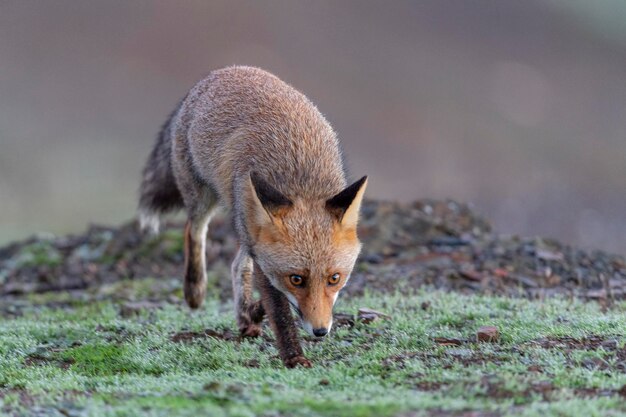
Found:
[138,66,367,368]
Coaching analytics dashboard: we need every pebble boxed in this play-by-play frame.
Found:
[477,326,499,343]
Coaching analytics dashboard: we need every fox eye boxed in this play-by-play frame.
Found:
[289,274,304,287]
[328,273,341,286]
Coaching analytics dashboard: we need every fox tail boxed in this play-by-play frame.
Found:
[138,105,184,234]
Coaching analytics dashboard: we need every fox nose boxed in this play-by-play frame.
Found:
[313,327,328,337]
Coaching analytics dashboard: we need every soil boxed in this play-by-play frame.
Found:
[2,199,624,305]
[383,333,626,390]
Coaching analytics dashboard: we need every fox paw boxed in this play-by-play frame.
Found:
[240,323,262,338]
[284,355,313,369]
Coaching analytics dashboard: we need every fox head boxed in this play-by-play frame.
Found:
[245,172,368,337]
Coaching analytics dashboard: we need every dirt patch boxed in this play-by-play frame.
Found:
[473,376,558,401]
[528,335,626,372]
[387,335,626,372]
[531,335,621,351]
[384,348,511,371]
[573,386,623,398]
[23,346,75,370]
[171,328,238,343]
[24,354,75,370]
[0,389,90,415]
[383,335,626,404]
[411,379,445,392]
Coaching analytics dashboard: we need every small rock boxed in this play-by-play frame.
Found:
[477,326,499,343]
[433,337,464,346]
[204,381,221,391]
[536,249,564,262]
[357,308,391,324]
[119,301,161,317]
[459,269,483,282]
[245,359,260,368]
[333,312,355,327]
[226,384,244,395]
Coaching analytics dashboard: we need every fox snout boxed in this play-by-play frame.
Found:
[301,316,333,338]
[282,290,333,337]
[287,298,334,337]
[295,297,335,338]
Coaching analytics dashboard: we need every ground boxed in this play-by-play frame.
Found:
[1,200,625,416]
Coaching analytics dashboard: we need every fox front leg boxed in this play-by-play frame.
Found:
[255,266,312,368]
[231,247,265,337]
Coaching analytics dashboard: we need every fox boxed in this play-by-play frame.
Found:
[138,66,367,368]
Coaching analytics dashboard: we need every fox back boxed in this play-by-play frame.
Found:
[179,67,345,201]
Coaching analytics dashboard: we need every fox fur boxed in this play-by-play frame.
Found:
[139,66,367,368]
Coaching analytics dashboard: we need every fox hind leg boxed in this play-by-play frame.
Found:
[183,202,217,309]
[177,164,218,309]
[172,127,219,309]
[231,247,265,337]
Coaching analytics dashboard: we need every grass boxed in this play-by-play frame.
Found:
[1,285,625,417]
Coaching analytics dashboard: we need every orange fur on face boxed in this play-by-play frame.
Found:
[332,223,358,246]
[257,219,292,245]
[250,200,361,333]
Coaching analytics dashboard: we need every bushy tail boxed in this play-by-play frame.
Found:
[138,105,185,234]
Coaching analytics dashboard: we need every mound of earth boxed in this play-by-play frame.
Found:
[1,199,625,303]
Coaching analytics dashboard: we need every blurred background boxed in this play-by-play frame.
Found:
[1,1,625,253]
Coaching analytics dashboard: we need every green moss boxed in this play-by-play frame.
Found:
[12,241,62,268]
[161,229,185,258]
[134,229,184,261]
[59,343,165,377]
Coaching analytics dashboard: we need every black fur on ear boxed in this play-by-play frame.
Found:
[326,176,368,222]
[250,172,293,215]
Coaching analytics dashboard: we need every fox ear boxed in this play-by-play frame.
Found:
[326,176,368,228]
[248,172,293,223]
